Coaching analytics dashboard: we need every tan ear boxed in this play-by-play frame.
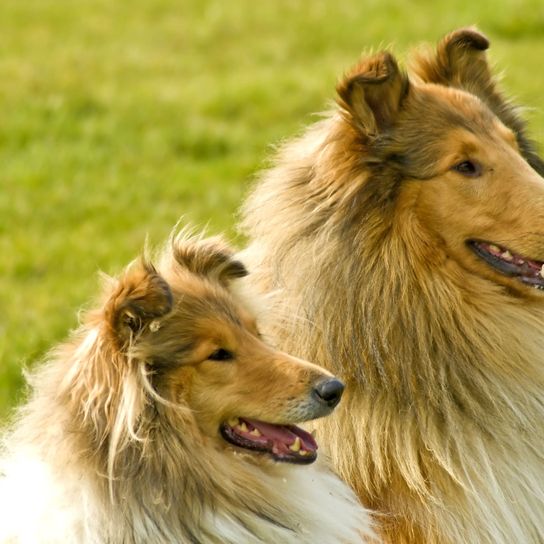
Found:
[412,27,544,175]
[172,234,248,285]
[105,260,173,341]
[412,27,491,93]
[337,51,409,136]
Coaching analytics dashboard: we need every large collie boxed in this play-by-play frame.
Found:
[241,28,544,543]
[0,233,374,543]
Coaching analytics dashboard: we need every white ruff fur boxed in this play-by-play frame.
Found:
[1,269,375,543]
[1,448,371,543]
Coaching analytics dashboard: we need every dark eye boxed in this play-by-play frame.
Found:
[208,348,234,361]
[452,160,482,178]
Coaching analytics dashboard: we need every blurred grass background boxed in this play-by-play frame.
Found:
[2,0,544,419]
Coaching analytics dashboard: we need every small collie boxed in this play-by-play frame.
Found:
[0,233,374,543]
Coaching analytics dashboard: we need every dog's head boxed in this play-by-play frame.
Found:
[336,28,544,297]
[99,234,343,464]
[410,27,544,177]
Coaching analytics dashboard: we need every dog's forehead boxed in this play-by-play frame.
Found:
[369,86,520,181]
[161,265,259,335]
[168,282,245,326]
[407,84,497,131]
[389,85,513,146]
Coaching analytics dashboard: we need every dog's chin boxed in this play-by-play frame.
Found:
[467,240,544,291]
[220,417,318,464]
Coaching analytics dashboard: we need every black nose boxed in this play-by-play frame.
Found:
[313,378,345,408]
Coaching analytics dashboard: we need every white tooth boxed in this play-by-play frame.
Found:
[299,450,308,456]
[488,244,501,253]
[540,265,544,279]
[250,428,262,437]
[238,422,248,433]
[227,418,239,427]
[501,251,513,261]
[289,437,301,452]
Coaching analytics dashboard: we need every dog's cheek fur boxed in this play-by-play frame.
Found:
[179,362,237,437]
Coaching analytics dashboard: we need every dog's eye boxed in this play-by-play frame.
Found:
[452,160,482,178]
[208,348,234,361]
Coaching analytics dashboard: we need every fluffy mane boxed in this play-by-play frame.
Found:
[240,28,544,543]
[0,234,373,544]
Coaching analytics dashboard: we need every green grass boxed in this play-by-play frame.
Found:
[2,0,544,419]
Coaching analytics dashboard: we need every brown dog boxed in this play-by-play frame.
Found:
[241,28,544,543]
[0,232,374,543]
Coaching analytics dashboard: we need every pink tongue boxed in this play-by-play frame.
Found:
[244,418,317,452]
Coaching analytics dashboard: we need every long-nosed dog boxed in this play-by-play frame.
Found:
[241,28,544,543]
[0,232,375,543]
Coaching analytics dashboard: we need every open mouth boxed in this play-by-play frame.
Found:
[220,417,318,464]
[468,240,544,290]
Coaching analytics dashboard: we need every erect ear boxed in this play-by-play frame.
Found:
[104,259,173,342]
[411,27,492,95]
[336,51,409,136]
[171,234,248,285]
[412,27,544,175]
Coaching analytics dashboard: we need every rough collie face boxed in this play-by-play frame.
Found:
[409,112,544,294]
[336,31,544,299]
[104,235,342,465]
[1,232,375,544]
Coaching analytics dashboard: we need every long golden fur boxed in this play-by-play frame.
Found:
[241,28,544,543]
[0,232,374,543]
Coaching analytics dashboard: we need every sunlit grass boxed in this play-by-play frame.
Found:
[2,0,544,418]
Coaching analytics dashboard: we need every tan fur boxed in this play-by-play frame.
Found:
[411,27,544,176]
[240,28,544,543]
[0,232,375,543]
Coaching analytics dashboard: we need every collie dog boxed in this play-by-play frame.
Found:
[241,28,544,543]
[0,233,375,543]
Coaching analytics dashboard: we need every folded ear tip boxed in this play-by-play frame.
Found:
[150,274,174,315]
[359,51,399,82]
[337,50,399,100]
[381,50,397,65]
[336,50,407,134]
[226,259,248,279]
[446,27,490,52]
[106,265,174,340]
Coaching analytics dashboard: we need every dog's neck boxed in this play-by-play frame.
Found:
[4,345,368,543]
[241,114,544,543]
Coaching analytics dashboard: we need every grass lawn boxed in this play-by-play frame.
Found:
[2,0,544,420]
